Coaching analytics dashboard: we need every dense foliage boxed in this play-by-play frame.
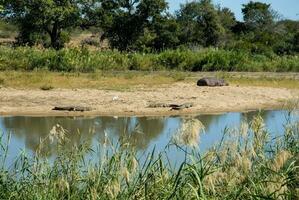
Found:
[0,46,299,72]
[0,0,298,55]
[1,0,81,49]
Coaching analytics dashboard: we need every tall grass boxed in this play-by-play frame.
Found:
[0,113,298,199]
[0,46,299,72]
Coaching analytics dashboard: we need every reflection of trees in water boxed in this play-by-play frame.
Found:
[194,111,274,134]
[130,117,166,149]
[1,116,166,156]
[241,110,272,124]
[96,117,166,150]
[1,111,278,158]
[195,114,223,133]
[2,117,98,156]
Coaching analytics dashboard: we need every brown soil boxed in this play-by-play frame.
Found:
[0,83,298,116]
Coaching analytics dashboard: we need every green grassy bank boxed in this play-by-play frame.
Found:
[0,71,184,90]
[1,47,299,72]
[0,114,298,199]
[1,71,299,90]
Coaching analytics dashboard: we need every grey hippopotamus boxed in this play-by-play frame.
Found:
[197,77,229,87]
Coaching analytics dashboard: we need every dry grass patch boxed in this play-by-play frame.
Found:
[1,71,299,90]
[228,77,299,89]
[0,71,186,90]
[221,73,299,89]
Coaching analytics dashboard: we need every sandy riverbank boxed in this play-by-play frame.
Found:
[0,83,298,116]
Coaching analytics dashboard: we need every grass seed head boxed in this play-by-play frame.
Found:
[55,177,70,194]
[107,179,120,199]
[122,167,130,183]
[272,150,292,172]
[174,118,205,147]
[49,124,67,144]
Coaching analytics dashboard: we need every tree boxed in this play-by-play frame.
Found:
[133,15,180,51]
[150,16,180,50]
[237,1,282,55]
[293,32,299,52]
[177,0,224,47]
[271,20,299,55]
[176,1,203,46]
[83,0,168,51]
[218,7,236,31]
[2,0,81,49]
[217,7,236,46]
[242,1,275,30]
[0,0,4,17]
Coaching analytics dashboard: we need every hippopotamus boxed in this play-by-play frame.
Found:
[197,77,229,87]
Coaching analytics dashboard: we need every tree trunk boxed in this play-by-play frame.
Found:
[49,22,61,50]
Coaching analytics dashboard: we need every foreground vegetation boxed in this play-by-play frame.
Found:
[1,47,299,72]
[0,113,298,199]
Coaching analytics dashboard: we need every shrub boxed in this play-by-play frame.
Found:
[129,53,159,71]
[0,46,298,72]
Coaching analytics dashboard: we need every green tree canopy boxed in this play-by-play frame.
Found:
[2,0,82,49]
[293,32,299,52]
[177,0,224,47]
[242,1,275,30]
[235,1,284,55]
[83,0,168,51]
[0,0,297,56]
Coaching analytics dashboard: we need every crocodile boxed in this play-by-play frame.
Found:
[148,103,193,110]
[53,106,93,112]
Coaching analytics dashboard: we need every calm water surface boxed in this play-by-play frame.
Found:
[0,110,298,167]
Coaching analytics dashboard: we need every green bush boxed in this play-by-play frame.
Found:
[129,53,158,71]
[0,46,298,72]
[157,50,197,70]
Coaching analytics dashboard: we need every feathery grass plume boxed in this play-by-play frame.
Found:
[240,121,249,138]
[55,177,70,194]
[49,124,67,144]
[265,175,289,199]
[89,187,98,200]
[271,150,293,172]
[173,118,205,147]
[250,115,268,155]
[284,98,299,113]
[107,179,121,199]
[130,156,138,172]
[122,167,130,183]
[35,123,70,156]
[204,171,228,194]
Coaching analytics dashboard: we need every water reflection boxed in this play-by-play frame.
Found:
[1,116,166,155]
[97,117,166,149]
[0,110,296,162]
